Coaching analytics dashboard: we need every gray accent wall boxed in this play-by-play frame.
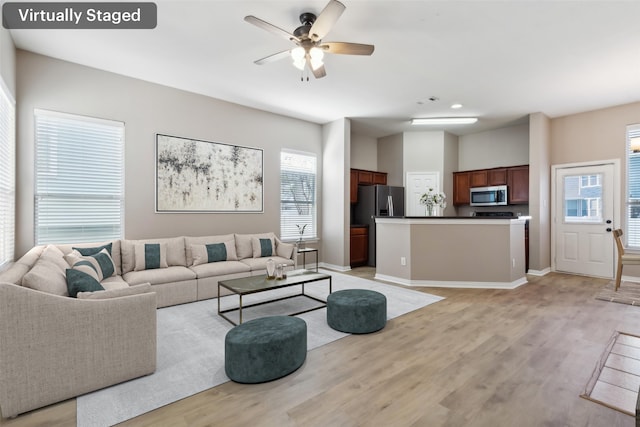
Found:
[15,50,323,257]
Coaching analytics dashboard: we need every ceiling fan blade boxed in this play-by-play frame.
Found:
[244,15,300,43]
[321,42,375,55]
[309,0,346,41]
[254,50,291,65]
[312,64,327,79]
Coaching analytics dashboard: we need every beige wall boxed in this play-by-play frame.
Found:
[0,27,15,96]
[350,133,377,171]
[458,123,530,170]
[15,50,323,257]
[529,112,551,273]
[321,118,350,270]
[550,101,640,276]
[377,133,403,186]
[376,219,526,286]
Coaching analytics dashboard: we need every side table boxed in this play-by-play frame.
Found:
[298,247,319,272]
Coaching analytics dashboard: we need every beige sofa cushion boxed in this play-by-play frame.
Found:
[189,260,250,278]
[123,266,196,286]
[240,256,294,271]
[121,237,186,274]
[276,240,295,259]
[0,263,30,285]
[185,234,235,266]
[77,283,152,300]
[40,245,69,273]
[101,275,129,290]
[235,232,276,260]
[21,259,68,296]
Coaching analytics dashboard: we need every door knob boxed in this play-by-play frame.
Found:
[606,228,612,232]
[606,219,612,224]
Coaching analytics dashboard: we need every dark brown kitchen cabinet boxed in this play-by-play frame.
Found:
[470,170,488,188]
[350,169,388,203]
[373,172,387,185]
[453,165,528,205]
[508,165,529,204]
[453,172,471,205]
[350,226,369,267]
[350,169,358,204]
[488,168,507,185]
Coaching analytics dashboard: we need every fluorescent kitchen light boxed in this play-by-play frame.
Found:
[411,117,478,125]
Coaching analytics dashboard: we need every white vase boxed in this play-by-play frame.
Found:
[266,259,276,279]
[426,205,434,216]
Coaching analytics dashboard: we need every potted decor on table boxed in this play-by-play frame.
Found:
[420,188,447,216]
[296,224,307,249]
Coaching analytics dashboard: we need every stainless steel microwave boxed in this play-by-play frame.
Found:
[470,185,508,206]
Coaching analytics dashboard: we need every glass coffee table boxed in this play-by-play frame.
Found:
[217,269,332,325]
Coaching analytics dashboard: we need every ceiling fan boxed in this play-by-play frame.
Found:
[244,0,375,79]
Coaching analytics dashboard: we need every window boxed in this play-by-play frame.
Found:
[0,79,15,269]
[35,110,124,245]
[627,124,640,248]
[563,174,602,222]
[280,150,316,242]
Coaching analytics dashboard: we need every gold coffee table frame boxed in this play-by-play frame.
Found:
[218,269,332,326]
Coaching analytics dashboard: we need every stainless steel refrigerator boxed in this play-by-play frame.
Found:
[354,185,405,267]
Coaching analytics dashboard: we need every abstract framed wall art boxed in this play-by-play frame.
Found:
[155,134,263,213]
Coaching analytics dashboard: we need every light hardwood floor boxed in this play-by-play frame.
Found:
[2,270,639,426]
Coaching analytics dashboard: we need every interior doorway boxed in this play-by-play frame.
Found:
[406,172,440,216]
[552,161,619,278]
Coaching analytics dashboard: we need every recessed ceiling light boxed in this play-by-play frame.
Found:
[411,117,478,125]
[450,103,463,109]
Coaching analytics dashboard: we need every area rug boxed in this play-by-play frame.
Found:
[581,331,640,416]
[595,280,640,306]
[76,270,444,427]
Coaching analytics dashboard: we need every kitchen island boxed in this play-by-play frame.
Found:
[375,217,527,289]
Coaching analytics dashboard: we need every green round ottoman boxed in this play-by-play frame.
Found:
[327,289,387,334]
[225,316,307,384]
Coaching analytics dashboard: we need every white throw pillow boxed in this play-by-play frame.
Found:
[64,248,116,281]
[134,243,169,271]
[191,241,237,266]
[252,236,275,258]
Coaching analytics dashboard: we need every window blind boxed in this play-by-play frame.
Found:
[627,124,640,248]
[35,110,124,245]
[0,80,15,269]
[280,150,317,241]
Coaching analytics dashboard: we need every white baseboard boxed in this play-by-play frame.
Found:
[622,274,640,283]
[375,273,528,290]
[319,262,351,272]
[527,267,551,276]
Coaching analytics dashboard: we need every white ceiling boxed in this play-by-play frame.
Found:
[9,0,640,138]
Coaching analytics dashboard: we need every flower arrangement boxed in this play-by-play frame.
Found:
[419,188,447,216]
[296,224,307,244]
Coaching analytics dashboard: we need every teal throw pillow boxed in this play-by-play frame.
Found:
[206,243,227,262]
[66,268,105,298]
[259,238,273,257]
[73,242,113,257]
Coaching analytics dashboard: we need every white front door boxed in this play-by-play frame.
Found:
[553,163,616,278]
[406,172,440,216]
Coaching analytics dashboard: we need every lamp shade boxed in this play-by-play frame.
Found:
[631,137,640,153]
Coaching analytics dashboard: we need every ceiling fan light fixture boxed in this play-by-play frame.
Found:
[291,46,306,70]
[411,117,478,125]
[309,46,324,70]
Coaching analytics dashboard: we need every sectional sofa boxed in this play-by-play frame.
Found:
[0,232,296,418]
